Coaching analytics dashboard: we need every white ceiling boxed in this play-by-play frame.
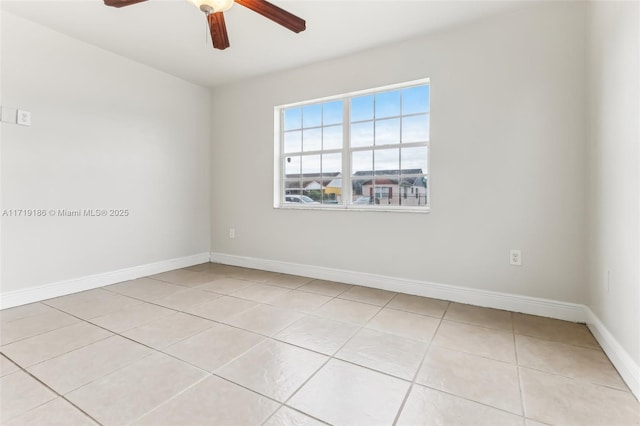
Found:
[1,0,533,88]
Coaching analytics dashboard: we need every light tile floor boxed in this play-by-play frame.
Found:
[1,263,638,426]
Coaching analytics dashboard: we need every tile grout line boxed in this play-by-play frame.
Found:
[266,405,333,425]
[513,311,528,421]
[125,373,214,424]
[514,331,614,353]
[0,311,82,347]
[390,300,451,426]
[1,320,115,371]
[0,352,105,426]
[516,364,634,394]
[262,291,397,425]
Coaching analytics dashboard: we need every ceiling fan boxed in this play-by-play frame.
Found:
[103,0,306,50]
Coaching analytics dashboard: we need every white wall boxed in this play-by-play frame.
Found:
[1,12,211,295]
[210,2,587,303]
[586,1,640,366]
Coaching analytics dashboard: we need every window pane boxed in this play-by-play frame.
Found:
[284,108,301,130]
[354,179,393,205]
[284,156,300,176]
[375,90,401,118]
[303,128,321,152]
[322,153,342,175]
[398,176,427,207]
[352,150,373,176]
[401,146,428,173]
[301,154,321,174]
[351,95,374,122]
[284,180,301,190]
[402,85,429,115]
[303,104,322,128]
[351,121,374,148]
[323,101,343,125]
[374,148,400,173]
[323,125,342,150]
[402,114,429,143]
[322,191,342,205]
[322,153,343,205]
[372,181,393,206]
[375,118,400,146]
[351,178,375,204]
[284,180,303,197]
[284,130,301,153]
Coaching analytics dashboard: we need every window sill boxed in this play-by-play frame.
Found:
[274,205,431,213]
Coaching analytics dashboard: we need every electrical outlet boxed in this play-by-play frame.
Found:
[16,109,31,126]
[510,249,522,266]
[229,228,235,239]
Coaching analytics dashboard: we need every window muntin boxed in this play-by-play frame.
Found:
[277,80,429,210]
[282,98,345,206]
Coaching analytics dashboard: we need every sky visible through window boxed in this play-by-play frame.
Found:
[283,85,430,177]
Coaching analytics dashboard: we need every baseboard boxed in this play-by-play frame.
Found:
[210,252,585,322]
[0,252,211,310]
[212,251,639,400]
[585,308,640,399]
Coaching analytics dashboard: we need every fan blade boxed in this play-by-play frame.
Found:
[207,12,230,50]
[103,0,147,8]
[235,0,305,33]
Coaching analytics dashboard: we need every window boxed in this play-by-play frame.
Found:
[275,79,430,211]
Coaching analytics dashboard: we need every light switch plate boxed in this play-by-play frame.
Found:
[1,107,17,124]
[17,109,31,126]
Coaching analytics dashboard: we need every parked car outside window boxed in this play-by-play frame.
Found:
[353,196,380,205]
[284,195,320,204]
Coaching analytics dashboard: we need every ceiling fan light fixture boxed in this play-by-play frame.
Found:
[192,0,233,14]
[104,0,305,51]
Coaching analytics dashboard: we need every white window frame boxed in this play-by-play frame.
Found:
[274,78,430,213]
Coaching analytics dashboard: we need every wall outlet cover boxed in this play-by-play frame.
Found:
[510,249,522,266]
[17,109,31,126]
